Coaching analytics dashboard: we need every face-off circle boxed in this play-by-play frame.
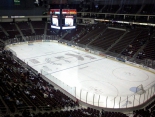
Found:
[112,67,149,82]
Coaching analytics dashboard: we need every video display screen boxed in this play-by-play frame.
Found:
[50,9,60,29]
[51,15,60,29]
[52,17,58,26]
[62,9,77,29]
[65,17,73,26]
[50,9,76,30]
[62,16,75,29]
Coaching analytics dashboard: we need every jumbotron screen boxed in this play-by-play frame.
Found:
[62,9,77,29]
[50,9,77,30]
[50,9,61,29]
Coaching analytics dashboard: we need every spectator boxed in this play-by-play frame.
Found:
[30,95,36,99]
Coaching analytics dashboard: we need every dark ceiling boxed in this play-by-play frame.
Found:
[49,0,155,5]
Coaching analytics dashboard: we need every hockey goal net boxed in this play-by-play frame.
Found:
[136,84,146,95]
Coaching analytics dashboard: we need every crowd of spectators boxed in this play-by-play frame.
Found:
[0,49,79,116]
[1,32,155,117]
[0,49,128,117]
[133,99,155,117]
[1,20,154,60]
[0,3,155,117]
[0,48,131,117]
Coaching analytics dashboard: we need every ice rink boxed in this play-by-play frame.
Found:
[6,42,155,108]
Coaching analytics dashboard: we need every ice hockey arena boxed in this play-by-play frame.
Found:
[0,0,155,117]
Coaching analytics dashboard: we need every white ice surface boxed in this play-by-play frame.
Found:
[7,42,155,108]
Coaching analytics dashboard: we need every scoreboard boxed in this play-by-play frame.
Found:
[50,9,77,30]
[62,9,77,29]
[50,9,61,29]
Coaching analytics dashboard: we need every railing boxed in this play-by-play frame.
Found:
[41,69,76,97]
[41,65,155,109]
[4,35,155,109]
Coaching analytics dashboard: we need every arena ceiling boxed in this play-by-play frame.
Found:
[49,0,155,4]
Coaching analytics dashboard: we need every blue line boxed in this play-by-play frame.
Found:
[50,57,105,74]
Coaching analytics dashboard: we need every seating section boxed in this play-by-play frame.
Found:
[0,41,5,51]
[0,50,78,114]
[0,22,17,31]
[140,4,155,14]
[101,5,119,13]
[133,100,155,117]
[0,94,7,114]
[48,108,101,117]
[63,25,85,41]
[122,29,150,57]
[142,37,155,60]
[0,50,129,117]
[0,22,20,39]
[47,23,67,37]
[31,21,45,35]
[135,16,148,23]
[0,19,155,116]
[6,31,20,39]
[47,23,52,35]
[16,22,33,36]
[118,5,141,14]
[77,24,107,45]
[110,28,142,53]
[34,29,45,35]
[148,16,155,23]
[90,29,124,50]
[63,25,95,43]
[73,25,94,43]
[63,29,78,41]
[0,31,7,40]
[0,21,154,60]
[31,21,45,29]
[2,108,128,117]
